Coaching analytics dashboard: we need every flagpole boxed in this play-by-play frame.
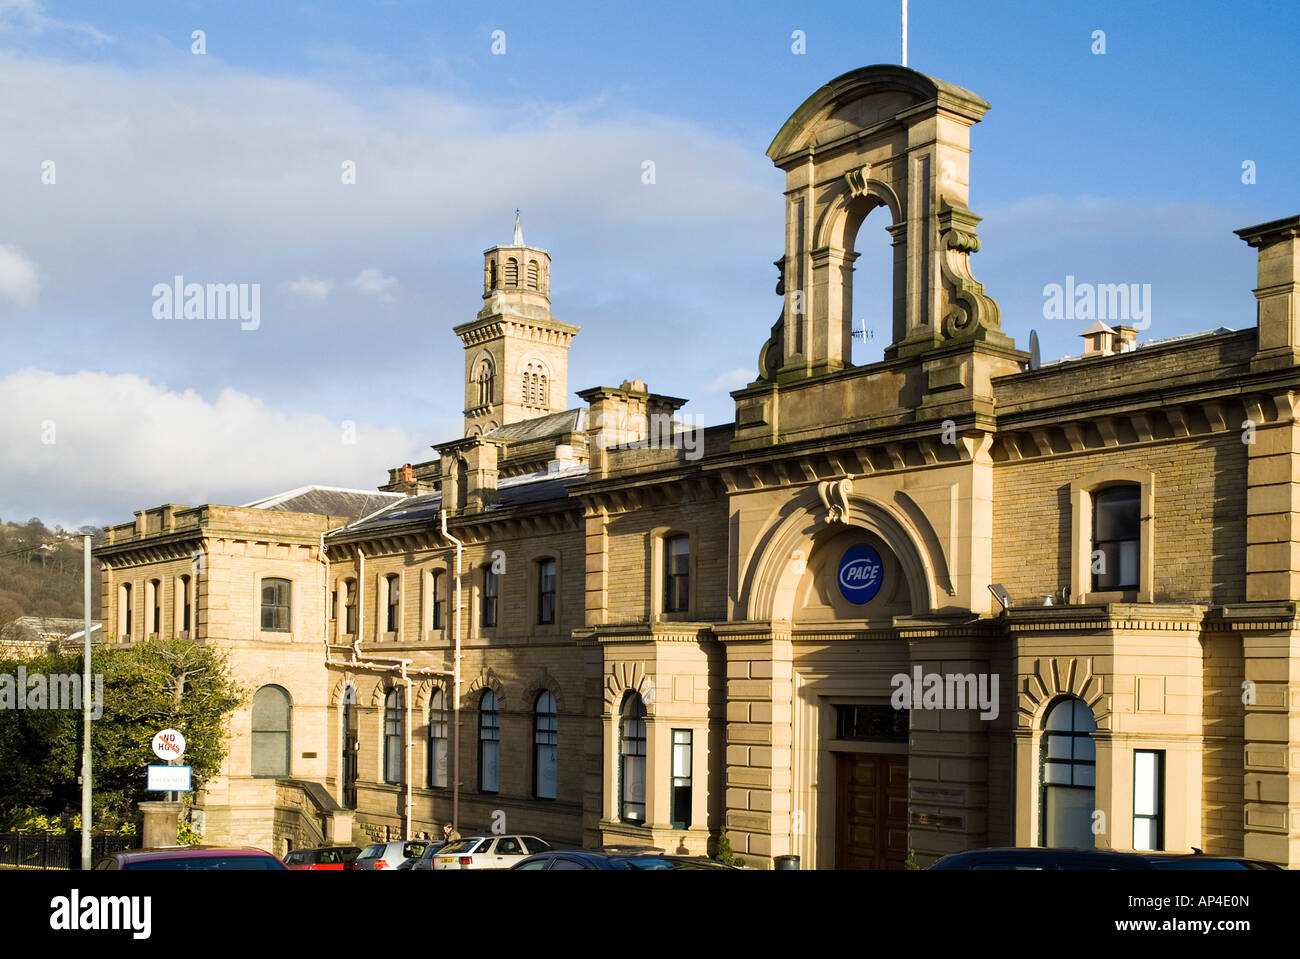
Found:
[902,0,908,67]
[80,535,92,869]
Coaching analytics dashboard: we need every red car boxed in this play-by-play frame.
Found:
[283,846,362,871]
[94,846,288,870]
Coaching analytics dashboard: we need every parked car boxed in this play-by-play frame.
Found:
[94,846,287,870]
[1141,851,1282,870]
[927,848,1156,870]
[431,835,550,870]
[398,841,449,870]
[353,839,432,871]
[512,850,736,870]
[283,845,362,871]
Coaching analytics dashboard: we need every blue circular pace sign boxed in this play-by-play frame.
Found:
[837,544,884,605]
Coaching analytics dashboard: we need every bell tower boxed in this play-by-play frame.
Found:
[756,65,1014,382]
[455,213,580,436]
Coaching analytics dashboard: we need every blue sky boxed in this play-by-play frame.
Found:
[1,0,1296,526]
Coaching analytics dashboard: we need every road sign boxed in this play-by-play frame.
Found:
[147,765,192,791]
[151,728,186,760]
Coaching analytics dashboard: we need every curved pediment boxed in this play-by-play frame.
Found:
[767,64,990,166]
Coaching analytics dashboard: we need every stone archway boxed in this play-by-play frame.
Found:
[739,484,940,624]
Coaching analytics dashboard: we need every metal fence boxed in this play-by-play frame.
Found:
[0,832,141,870]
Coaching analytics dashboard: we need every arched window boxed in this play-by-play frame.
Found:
[479,690,500,793]
[251,685,292,778]
[119,582,132,639]
[619,692,647,822]
[505,257,518,287]
[534,691,558,799]
[526,260,539,290]
[148,578,161,636]
[179,574,192,634]
[1092,485,1140,591]
[538,374,547,407]
[475,357,495,408]
[455,456,469,510]
[343,578,357,634]
[261,577,291,632]
[1039,697,1096,848]
[430,570,444,630]
[385,573,400,634]
[384,687,404,784]
[428,689,448,788]
[341,684,358,807]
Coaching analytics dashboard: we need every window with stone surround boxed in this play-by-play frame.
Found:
[479,690,500,793]
[1069,467,1154,603]
[428,689,448,789]
[1039,696,1096,848]
[251,684,291,778]
[260,577,291,632]
[534,690,558,800]
[384,687,403,784]
[619,692,647,823]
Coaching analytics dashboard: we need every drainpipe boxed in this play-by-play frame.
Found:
[354,546,365,659]
[401,658,413,841]
[440,508,463,832]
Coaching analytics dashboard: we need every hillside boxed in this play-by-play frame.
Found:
[0,517,104,624]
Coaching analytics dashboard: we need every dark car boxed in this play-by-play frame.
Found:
[927,847,1156,870]
[511,850,736,870]
[283,845,362,871]
[1141,851,1282,871]
[94,846,287,870]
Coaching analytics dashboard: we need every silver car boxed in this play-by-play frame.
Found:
[431,835,550,870]
[353,839,432,871]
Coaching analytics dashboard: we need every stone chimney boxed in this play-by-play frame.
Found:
[578,380,687,476]
[1113,325,1138,352]
[1235,215,1300,372]
[1080,320,1117,356]
[434,437,503,512]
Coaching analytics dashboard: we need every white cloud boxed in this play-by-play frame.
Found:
[287,275,332,300]
[350,268,398,302]
[0,369,433,527]
[703,367,753,393]
[0,0,112,43]
[0,243,38,306]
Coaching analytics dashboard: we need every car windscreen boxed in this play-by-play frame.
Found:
[357,845,384,859]
[124,856,284,870]
[439,838,484,855]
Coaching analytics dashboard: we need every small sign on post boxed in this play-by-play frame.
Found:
[147,765,192,792]
[151,728,186,761]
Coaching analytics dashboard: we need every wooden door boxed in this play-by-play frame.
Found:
[835,752,909,869]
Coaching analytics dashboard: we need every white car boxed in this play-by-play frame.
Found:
[431,835,551,870]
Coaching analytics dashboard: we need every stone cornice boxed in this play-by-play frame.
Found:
[575,622,718,645]
[1219,602,1300,631]
[1007,602,1215,632]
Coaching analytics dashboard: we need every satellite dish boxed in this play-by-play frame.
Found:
[1028,329,1041,371]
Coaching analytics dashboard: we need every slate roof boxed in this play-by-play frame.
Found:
[486,409,586,444]
[1041,327,1236,368]
[330,465,589,538]
[242,485,407,522]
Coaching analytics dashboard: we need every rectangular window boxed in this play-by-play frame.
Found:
[537,558,557,625]
[1133,750,1164,851]
[482,568,498,628]
[344,581,357,634]
[1092,486,1140,591]
[386,575,400,633]
[260,578,291,632]
[835,704,909,742]
[670,729,692,829]
[664,535,690,613]
[431,573,443,631]
[620,708,647,822]
[384,691,403,784]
